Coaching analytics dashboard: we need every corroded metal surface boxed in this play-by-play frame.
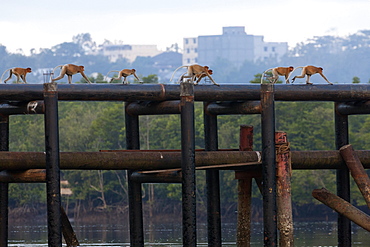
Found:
[44,82,62,246]
[2,150,370,170]
[275,132,293,247]
[261,83,277,246]
[0,84,370,102]
[313,188,370,231]
[340,144,370,208]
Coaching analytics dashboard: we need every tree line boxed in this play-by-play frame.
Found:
[3,30,370,85]
[7,96,370,219]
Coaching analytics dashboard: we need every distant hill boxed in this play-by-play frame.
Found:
[1,30,370,84]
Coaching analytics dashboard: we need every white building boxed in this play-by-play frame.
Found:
[182,38,198,65]
[183,26,288,67]
[102,44,161,63]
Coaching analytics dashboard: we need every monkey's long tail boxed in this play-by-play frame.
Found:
[261,68,273,84]
[169,65,188,82]
[0,69,11,83]
[51,65,64,79]
[286,66,304,82]
[105,70,120,82]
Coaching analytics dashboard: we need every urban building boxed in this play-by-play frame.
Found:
[183,26,288,67]
[102,44,161,63]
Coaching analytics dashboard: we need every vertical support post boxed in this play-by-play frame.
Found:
[275,131,293,247]
[0,115,9,247]
[44,82,62,247]
[125,103,144,247]
[260,84,277,246]
[334,102,351,247]
[203,102,221,247]
[180,81,196,247]
[236,125,254,247]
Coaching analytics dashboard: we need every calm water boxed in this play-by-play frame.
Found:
[8,220,370,246]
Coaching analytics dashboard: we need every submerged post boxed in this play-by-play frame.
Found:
[236,125,254,247]
[203,102,222,247]
[0,115,9,247]
[334,102,351,246]
[275,131,293,247]
[44,82,62,246]
[61,206,79,247]
[125,103,144,247]
[180,81,196,247]
[260,84,277,246]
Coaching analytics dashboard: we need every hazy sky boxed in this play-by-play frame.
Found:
[1,0,370,54]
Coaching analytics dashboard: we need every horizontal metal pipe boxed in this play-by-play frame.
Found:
[0,101,44,115]
[205,101,261,115]
[1,150,370,171]
[126,101,181,115]
[0,169,46,183]
[0,84,370,102]
[336,101,370,115]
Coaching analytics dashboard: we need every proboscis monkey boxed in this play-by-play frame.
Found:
[170,64,219,86]
[107,69,142,84]
[290,66,333,85]
[51,64,92,84]
[262,66,294,84]
[195,69,213,83]
[177,69,214,84]
[1,67,32,83]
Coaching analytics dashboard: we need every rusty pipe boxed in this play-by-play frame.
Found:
[2,150,370,171]
[312,188,370,232]
[340,144,370,209]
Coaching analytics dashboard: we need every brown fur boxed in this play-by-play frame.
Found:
[291,65,332,84]
[52,64,91,84]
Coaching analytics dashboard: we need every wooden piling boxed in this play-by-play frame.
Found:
[275,132,293,247]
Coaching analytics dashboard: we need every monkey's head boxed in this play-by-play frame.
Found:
[132,69,136,72]
[26,68,32,72]
[289,66,294,71]
[208,70,213,75]
[79,66,85,71]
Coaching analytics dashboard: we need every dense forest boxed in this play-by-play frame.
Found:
[7,99,370,220]
[3,31,370,221]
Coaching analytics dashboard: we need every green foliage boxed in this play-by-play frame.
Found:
[9,115,44,151]
[9,183,46,207]
[250,73,262,84]
[142,74,159,84]
[352,76,361,84]
[6,94,370,213]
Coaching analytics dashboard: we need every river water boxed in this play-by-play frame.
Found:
[7,220,370,246]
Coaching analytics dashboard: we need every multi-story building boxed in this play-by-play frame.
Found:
[182,38,198,65]
[183,26,288,67]
[102,44,161,63]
